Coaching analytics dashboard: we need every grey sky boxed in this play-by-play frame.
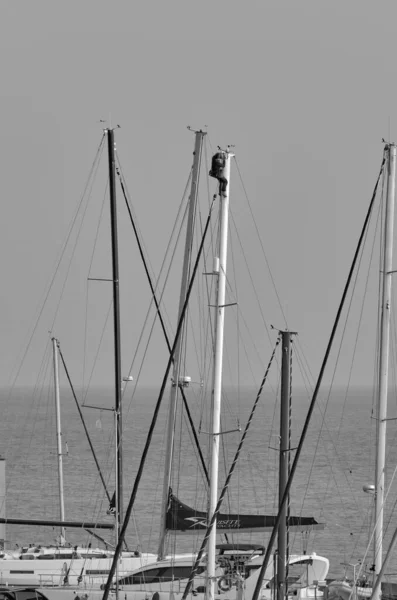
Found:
[0,1,394,390]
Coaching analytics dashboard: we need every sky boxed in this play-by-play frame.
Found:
[0,0,396,392]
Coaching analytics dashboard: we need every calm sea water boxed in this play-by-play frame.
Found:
[0,385,396,583]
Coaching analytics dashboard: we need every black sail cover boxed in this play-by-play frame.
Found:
[166,491,324,534]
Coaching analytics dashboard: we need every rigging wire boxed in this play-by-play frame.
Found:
[288,163,387,560]
[4,138,110,539]
[48,140,107,337]
[119,191,190,417]
[82,299,113,407]
[4,340,54,527]
[228,208,276,354]
[115,154,210,485]
[6,135,106,395]
[58,344,111,504]
[303,167,389,559]
[292,342,374,560]
[234,155,288,328]
[221,261,279,396]
[82,177,109,397]
[116,151,192,343]
[251,149,387,600]
[102,196,215,600]
[298,189,383,532]
[181,335,281,600]
[182,173,288,522]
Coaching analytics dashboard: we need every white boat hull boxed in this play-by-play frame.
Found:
[0,553,157,587]
[33,552,329,600]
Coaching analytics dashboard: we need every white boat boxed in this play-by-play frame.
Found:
[32,548,328,600]
[110,547,329,600]
[0,545,157,587]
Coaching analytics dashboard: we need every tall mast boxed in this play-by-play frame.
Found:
[157,129,206,559]
[277,331,293,600]
[373,142,396,597]
[107,128,123,528]
[52,337,66,543]
[207,148,233,600]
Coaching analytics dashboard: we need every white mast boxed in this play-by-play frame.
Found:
[207,148,233,600]
[373,142,396,598]
[157,129,206,559]
[52,337,66,543]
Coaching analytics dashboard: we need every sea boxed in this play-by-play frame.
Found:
[1,385,397,585]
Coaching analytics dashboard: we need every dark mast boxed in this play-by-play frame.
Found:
[277,330,294,600]
[107,127,123,528]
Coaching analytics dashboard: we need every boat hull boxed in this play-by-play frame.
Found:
[0,554,157,587]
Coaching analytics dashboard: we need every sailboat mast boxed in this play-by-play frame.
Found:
[52,337,66,542]
[277,331,293,600]
[107,128,123,528]
[207,149,233,600]
[374,142,396,594]
[157,129,205,559]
